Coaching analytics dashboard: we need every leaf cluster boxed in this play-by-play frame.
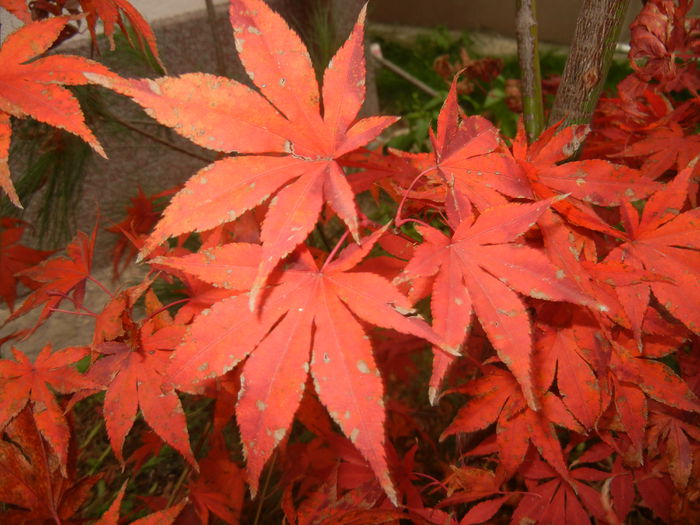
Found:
[1,0,700,523]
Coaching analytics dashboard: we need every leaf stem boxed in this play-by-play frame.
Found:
[145,298,190,321]
[394,166,437,228]
[88,274,115,299]
[48,307,97,317]
[321,230,351,271]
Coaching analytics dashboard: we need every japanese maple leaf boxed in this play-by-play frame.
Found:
[107,185,176,279]
[160,230,448,504]
[647,403,700,491]
[95,482,187,525]
[88,0,398,303]
[441,366,578,482]
[0,218,53,311]
[512,119,659,236]
[4,225,96,331]
[511,454,608,525]
[0,0,32,22]
[82,286,195,466]
[424,76,532,212]
[187,442,245,525]
[78,0,165,70]
[606,158,700,336]
[609,343,700,414]
[629,0,700,92]
[533,310,603,431]
[0,345,96,473]
[615,120,700,182]
[0,16,110,207]
[397,199,594,409]
[0,407,101,524]
[345,77,531,217]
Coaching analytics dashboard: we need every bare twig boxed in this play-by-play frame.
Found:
[369,43,441,98]
[516,0,545,141]
[108,113,215,163]
[204,0,228,77]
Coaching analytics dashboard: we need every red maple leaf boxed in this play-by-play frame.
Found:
[0,0,32,22]
[533,309,603,431]
[511,452,609,525]
[78,0,164,70]
[94,481,187,525]
[606,158,700,337]
[629,0,700,93]
[397,199,594,409]
[512,119,659,236]
[441,366,578,482]
[0,344,96,473]
[4,225,97,332]
[0,218,53,312]
[0,16,111,206]
[343,78,531,220]
[88,0,398,304]
[186,441,245,525]
[0,406,101,523]
[159,229,447,503]
[106,185,176,279]
[647,402,700,492]
[81,284,195,466]
[424,76,531,212]
[615,121,700,180]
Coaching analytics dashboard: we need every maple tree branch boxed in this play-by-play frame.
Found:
[106,112,215,163]
[369,43,441,98]
[515,0,545,141]
[548,0,631,127]
[204,0,228,77]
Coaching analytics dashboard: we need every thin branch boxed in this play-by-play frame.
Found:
[515,0,545,141]
[204,0,228,77]
[369,43,441,98]
[106,112,215,163]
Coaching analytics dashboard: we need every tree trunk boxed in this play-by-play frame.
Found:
[548,0,631,128]
[515,0,545,141]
